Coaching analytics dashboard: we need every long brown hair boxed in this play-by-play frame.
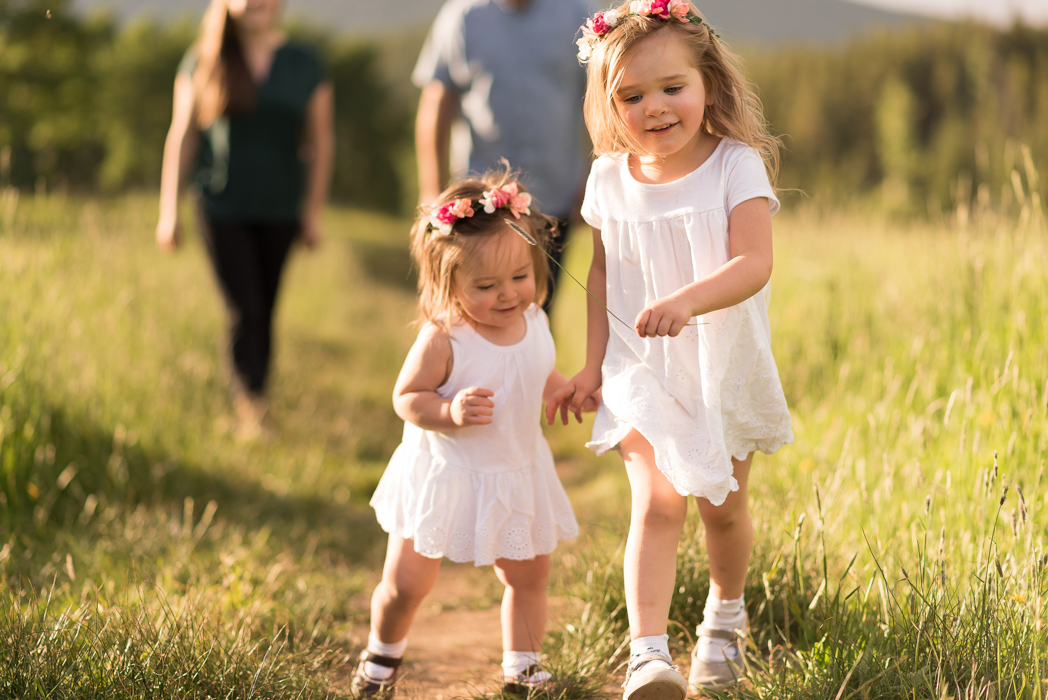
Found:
[193,0,256,128]
[583,1,781,183]
[410,170,554,329]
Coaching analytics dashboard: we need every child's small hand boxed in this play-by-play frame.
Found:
[545,367,601,425]
[635,293,694,338]
[450,386,495,427]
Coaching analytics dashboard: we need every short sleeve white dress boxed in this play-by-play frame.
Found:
[370,305,579,566]
[581,139,794,506]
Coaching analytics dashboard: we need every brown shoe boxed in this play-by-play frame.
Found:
[351,650,402,698]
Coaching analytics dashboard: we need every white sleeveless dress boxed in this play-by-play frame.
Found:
[370,305,579,566]
[581,139,795,506]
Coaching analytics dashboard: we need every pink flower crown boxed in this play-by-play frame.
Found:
[427,183,533,236]
[577,0,718,62]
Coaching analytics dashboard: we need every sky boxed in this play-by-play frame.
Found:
[851,0,1048,26]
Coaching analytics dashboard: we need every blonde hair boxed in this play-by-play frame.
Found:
[410,170,554,328]
[583,1,780,183]
[193,0,257,128]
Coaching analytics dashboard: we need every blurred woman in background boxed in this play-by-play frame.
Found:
[157,0,333,439]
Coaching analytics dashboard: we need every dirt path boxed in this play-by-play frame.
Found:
[347,563,526,699]
[345,562,623,699]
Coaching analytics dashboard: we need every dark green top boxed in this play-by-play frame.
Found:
[179,42,326,223]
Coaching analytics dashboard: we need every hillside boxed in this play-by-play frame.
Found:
[70,0,923,43]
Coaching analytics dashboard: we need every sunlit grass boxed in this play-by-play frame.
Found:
[2,190,1046,698]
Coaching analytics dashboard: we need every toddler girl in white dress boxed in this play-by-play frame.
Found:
[354,170,591,697]
[548,2,794,698]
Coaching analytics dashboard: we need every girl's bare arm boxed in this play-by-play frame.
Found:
[634,197,773,337]
[546,226,609,424]
[393,324,494,431]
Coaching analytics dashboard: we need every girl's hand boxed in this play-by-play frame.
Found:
[545,366,601,425]
[635,292,694,338]
[451,386,495,427]
[155,217,181,251]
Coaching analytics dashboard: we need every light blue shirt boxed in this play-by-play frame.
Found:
[413,0,594,218]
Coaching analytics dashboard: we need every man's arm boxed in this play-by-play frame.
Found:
[415,81,459,206]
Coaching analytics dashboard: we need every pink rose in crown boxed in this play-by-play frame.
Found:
[480,186,513,214]
[436,198,474,224]
[647,0,671,19]
[591,11,611,34]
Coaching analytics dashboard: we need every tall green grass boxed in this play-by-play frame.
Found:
[1,187,1046,698]
[546,204,1048,698]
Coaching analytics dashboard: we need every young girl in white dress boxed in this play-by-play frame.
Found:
[548,2,794,698]
[353,171,590,697]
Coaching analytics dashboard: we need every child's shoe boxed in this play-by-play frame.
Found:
[622,651,687,700]
[503,663,553,696]
[687,624,747,692]
[350,650,402,698]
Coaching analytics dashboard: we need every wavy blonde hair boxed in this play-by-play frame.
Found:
[410,170,554,329]
[583,1,780,183]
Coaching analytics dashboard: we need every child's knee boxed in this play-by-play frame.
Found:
[496,556,550,592]
[380,572,435,605]
[699,499,750,533]
[635,495,687,532]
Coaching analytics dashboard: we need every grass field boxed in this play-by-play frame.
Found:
[1,190,1046,699]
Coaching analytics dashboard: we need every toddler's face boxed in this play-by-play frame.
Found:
[614,31,711,163]
[452,226,536,336]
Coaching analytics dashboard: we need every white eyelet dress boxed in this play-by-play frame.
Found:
[582,139,795,506]
[370,304,579,566]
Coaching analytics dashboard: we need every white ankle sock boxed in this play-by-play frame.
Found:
[629,634,672,670]
[364,631,407,681]
[502,651,549,682]
[696,594,745,663]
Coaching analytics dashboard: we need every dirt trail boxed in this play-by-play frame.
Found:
[346,561,625,699]
[349,563,526,699]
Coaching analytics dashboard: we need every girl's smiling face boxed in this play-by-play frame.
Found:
[614,31,712,171]
[452,226,536,344]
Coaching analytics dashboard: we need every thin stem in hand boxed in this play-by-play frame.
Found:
[507,221,704,331]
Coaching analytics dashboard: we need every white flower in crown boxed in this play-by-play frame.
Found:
[577,37,594,62]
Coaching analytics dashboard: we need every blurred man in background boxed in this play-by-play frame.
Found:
[413,0,593,310]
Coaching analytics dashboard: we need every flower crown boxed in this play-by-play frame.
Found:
[427,183,533,236]
[577,0,718,62]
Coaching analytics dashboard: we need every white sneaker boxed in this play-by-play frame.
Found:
[688,624,748,692]
[622,651,687,700]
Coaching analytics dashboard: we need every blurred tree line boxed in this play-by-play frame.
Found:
[0,0,410,212]
[747,21,1048,214]
[3,0,1046,216]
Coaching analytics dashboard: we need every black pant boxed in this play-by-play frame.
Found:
[198,214,298,396]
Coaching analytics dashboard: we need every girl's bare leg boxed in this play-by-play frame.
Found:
[695,454,753,601]
[370,534,442,643]
[494,554,551,651]
[620,429,688,639]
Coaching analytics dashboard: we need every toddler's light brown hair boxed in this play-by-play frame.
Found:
[409,169,554,328]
